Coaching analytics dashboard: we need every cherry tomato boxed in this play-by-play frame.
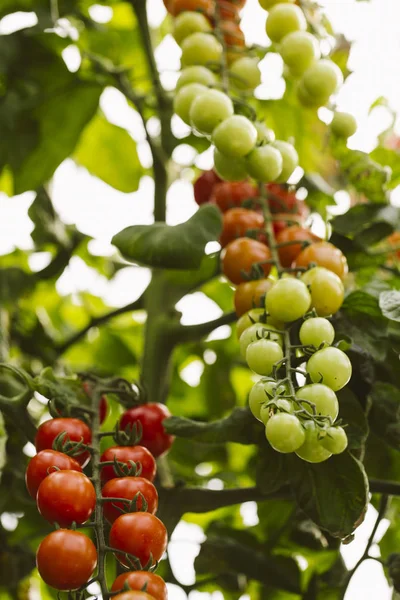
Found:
[111,571,168,600]
[37,470,96,527]
[272,213,303,237]
[293,241,348,280]
[120,404,173,458]
[112,593,156,600]
[234,278,274,316]
[266,183,298,214]
[109,512,168,568]
[276,225,321,267]
[102,477,158,523]
[217,0,240,20]
[100,445,157,483]
[211,180,258,212]
[35,418,92,467]
[220,208,264,248]
[170,0,214,17]
[83,381,108,425]
[36,530,97,591]
[220,20,245,48]
[25,449,82,499]
[194,170,221,206]
[222,237,272,285]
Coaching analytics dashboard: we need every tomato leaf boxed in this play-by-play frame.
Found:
[336,388,369,450]
[379,291,400,322]
[332,203,400,237]
[368,382,400,450]
[255,440,288,494]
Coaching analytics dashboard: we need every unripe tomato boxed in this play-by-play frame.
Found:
[113,593,156,600]
[102,477,158,523]
[276,225,321,267]
[234,278,274,316]
[213,149,248,181]
[266,278,311,322]
[109,512,168,568]
[120,403,174,458]
[306,347,352,391]
[100,445,157,483]
[265,413,305,453]
[246,338,284,376]
[35,418,92,467]
[331,111,357,138]
[222,237,272,285]
[217,0,242,20]
[320,426,348,454]
[170,0,214,17]
[194,170,221,205]
[112,571,168,600]
[220,208,264,248]
[211,180,259,212]
[26,449,82,499]
[295,420,332,463]
[293,241,348,280]
[220,20,245,48]
[301,267,344,316]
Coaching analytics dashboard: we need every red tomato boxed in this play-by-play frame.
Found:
[220,208,264,248]
[83,381,108,424]
[35,418,92,467]
[112,571,168,600]
[120,404,173,458]
[109,513,168,568]
[276,225,321,267]
[220,21,245,47]
[266,183,299,214]
[293,241,348,280]
[112,593,156,600]
[170,0,214,17]
[222,237,272,285]
[100,445,157,483]
[234,278,274,316]
[211,181,259,212]
[272,213,303,237]
[36,530,97,591]
[25,450,82,499]
[194,170,221,206]
[102,477,158,524]
[37,470,96,527]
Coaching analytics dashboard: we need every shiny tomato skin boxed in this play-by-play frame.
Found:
[120,404,173,458]
[35,418,92,467]
[194,170,221,206]
[211,180,259,212]
[293,241,348,280]
[102,477,158,524]
[100,445,157,483]
[276,225,321,267]
[234,278,274,316]
[272,213,303,237]
[266,183,298,214]
[37,470,96,527]
[171,0,214,17]
[25,450,82,499]
[109,512,168,568]
[222,237,272,285]
[220,208,264,247]
[111,571,168,600]
[36,530,97,591]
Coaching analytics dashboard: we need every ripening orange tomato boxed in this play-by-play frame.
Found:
[220,208,264,247]
[293,241,348,280]
[222,238,272,285]
[170,0,214,17]
[211,180,259,212]
[220,20,245,47]
[276,226,321,267]
[234,278,274,316]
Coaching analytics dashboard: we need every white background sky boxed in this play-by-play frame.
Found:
[0,0,399,598]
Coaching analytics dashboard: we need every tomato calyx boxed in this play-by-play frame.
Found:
[101,491,149,515]
[100,456,144,478]
[52,430,92,460]
[105,547,157,572]
[115,419,144,446]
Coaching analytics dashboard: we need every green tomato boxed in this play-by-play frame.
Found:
[302,59,343,102]
[236,308,265,339]
[266,4,307,44]
[280,31,320,76]
[259,0,295,8]
[214,148,248,181]
[272,140,299,183]
[306,347,352,391]
[230,57,262,91]
[240,322,283,358]
[174,11,212,46]
[265,413,305,453]
[297,80,328,109]
[266,278,311,323]
[245,145,283,182]
[331,111,357,138]
[181,32,222,67]
[176,66,216,90]
[173,83,207,124]
[260,398,293,424]
[296,383,339,420]
[190,89,234,135]
[249,378,285,420]
[321,426,348,454]
[246,339,284,376]
[212,115,257,158]
[254,122,275,145]
[301,267,344,317]
[295,420,332,463]
[299,317,335,348]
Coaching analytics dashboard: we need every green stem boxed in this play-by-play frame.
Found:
[0,309,9,363]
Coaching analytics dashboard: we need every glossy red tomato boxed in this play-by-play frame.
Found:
[222,237,272,285]
[194,170,221,206]
[220,208,264,247]
[276,225,321,267]
[220,21,245,47]
[170,0,214,17]
[120,404,173,458]
[100,445,157,483]
[102,477,158,523]
[266,183,299,214]
[83,381,108,424]
[293,241,348,280]
[25,449,82,499]
[36,530,97,591]
[112,571,168,600]
[35,418,92,467]
[109,513,168,568]
[37,470,96,527]
[211,180,259,212]
[234,278,274,316]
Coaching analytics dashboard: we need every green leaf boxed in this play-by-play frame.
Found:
[28,189,71,248]
[0,268,33,304]
[33,368,90,409]
[256,440,288,494]
[368,382,400,451]
[342,291,383,318]
[74,113,144,193]
[336,388,369,450]
[370,147,400,189]
[112,205,222,269]
[332,203,400,237]
[379,291,400,322]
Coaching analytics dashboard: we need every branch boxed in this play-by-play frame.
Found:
[166,311,237,343]
[35,233,83,281]
[369,479,400,496]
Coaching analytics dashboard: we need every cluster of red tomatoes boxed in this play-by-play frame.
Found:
[26,396,173,599]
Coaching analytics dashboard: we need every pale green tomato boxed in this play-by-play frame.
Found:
[230,57,261,90]
[245,145,283,182]
[214,148,248,181]
[266,4,307,44]
[297,80,329,109]
[190,89,234,135]
[181,32,222,67]
[246,339,284,376]
[321,426,348,454]
[176,66,216,90]
[295,420,332,463]
[302,59,343,102]
[236,308,265,339]
[174,11,212,46]
[280,31,320,76]
[249,378,289,420]
[254,122,275,145]
[212,115,257,158]
[306,347,352,392]
[301,267,344,317]
[272,140,299,183]
[260,398,293,424]
[265,413,305,453]
[299,317,335,348]
[173,83,207,124]
[240,322,283,358]
[331,111,357,138]
[296,383,339,420]
[259,0,295,8]
[266,278,311,322]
